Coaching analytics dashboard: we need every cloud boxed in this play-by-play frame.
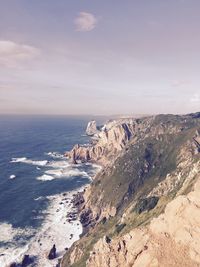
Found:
[190,93,200,103]
[0,40,40,67]
[74,12,97,32]
[172,80,190,87]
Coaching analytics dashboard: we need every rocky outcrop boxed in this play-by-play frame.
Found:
[86,121,98,136]
[48,244,56,260]
[66,117,154,165]
[193,129,200,153]
[21,255,32,267]
[9,255,33,267]
[66,114,192,166]
[61,112,200,267]
[86,177,200,267]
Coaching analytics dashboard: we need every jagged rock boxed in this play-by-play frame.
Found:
[48,244,56,260]
[80,208,93,228]
[72,192,84,206]
[66,117,154,165]
[21,254,32,266]
[61,112,200,267]
[134,196,159,214]
[105,236,111,244]
[71,146,78,164]
[189,112,200,119]
[9,263,17,267]
[86,121,98,136]
[86,179,200,267]
[69,246,84,264]
[193,129,200,153]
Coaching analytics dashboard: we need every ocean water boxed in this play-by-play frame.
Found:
[0,115,101,266]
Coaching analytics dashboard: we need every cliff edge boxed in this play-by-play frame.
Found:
[61,112,200,267]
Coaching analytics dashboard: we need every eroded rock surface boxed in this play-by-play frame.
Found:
[61,113,200,267]
[87,178,200,267]
[86,121,98,136]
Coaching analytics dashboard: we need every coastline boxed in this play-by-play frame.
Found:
[26,185,89,267]
[0,120,103,267]
[2,185,89,267]
[1,160,102,267]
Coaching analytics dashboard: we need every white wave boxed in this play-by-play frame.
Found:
[37,175,54,181]
[9,174,16,179]
[43,167,90,180]
[0,243,29,267]
[11,157,27,163]
[47,160,70,169]
[0,188,86,267]
[0,158,101,266]
[34,196,46,201]
[25,189,84,267]
[0,223,35,267]
[66,169,90,178]
[11,157,48,166]
[46,152,64,159]
[0,223,23,242]
[26,160,48,166]
[45,169,64,177]
[85,162,102,169]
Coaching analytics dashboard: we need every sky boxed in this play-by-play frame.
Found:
[0,0,200,115]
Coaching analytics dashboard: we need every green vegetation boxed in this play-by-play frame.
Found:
[133,196,159,214]
[62,113,200,267]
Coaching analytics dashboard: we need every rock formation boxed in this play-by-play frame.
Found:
[86,120,98,136]
[9,255,33,267]
[66,117,153,165]
[61,112,200,267]
[48,244,57,260]
[21,255,32,267]
[86,177,200,267]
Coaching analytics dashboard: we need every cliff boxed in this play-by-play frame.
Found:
[87,176,200,267]
[85,120,99,136]
[66,117,154,165]
[61,112,200,267]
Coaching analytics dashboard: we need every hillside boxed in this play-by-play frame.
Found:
[61,112,200,267]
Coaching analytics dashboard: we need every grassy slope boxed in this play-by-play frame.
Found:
[62,114,200,267]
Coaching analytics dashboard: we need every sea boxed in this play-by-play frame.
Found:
[0,115,102,267]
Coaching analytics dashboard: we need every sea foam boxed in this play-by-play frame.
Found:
[11,157,48,166]
[0,188,86,267]
[36,174,55,181]
[9,174,16,179]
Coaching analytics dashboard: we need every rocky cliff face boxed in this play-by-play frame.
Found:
[61,112,200,267]
[87,176,200,267]
[85,121,98,136]
[66,117,154,165]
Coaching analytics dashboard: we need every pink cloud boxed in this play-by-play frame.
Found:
[74,12,97,32]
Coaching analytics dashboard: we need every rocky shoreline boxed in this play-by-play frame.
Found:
[8,115,200,267]
[7,187,90,267]
[6,121,105,267]
[60,113,200,267]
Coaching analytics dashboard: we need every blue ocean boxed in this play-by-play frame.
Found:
[0,115,102,266]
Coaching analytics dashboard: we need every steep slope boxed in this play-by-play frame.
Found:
[66,117,153,165]
[87,176,200,267]
[61,113,200,267]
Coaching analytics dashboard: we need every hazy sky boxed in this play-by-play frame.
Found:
[0,0,200,115]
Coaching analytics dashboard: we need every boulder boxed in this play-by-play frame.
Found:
[21,254,32,266]
[48,244,56,260]
[134,196,159,214]
[86,121,98,136]
[71,148,78,164]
